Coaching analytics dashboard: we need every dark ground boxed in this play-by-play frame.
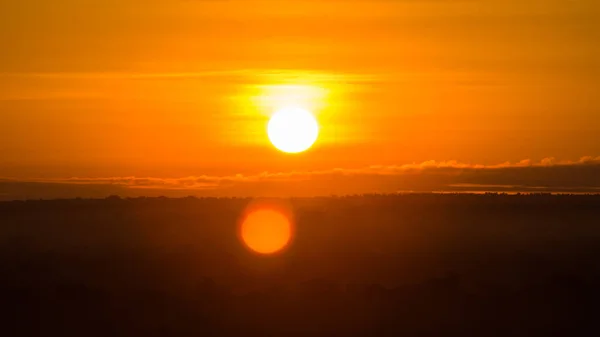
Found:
[1,194,600,336]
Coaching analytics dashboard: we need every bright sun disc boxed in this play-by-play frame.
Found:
[267,107,319,153]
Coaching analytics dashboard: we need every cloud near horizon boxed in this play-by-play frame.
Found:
[1,156,600,200]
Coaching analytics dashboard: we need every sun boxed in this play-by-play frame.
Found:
[267,107,319,153]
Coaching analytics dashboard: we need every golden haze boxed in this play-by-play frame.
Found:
[0,0,598,182]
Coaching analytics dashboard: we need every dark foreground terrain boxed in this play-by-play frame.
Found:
[1,194,600,336]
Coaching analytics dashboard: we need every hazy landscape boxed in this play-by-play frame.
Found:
[2,1,599,336]
[2,194,600,336]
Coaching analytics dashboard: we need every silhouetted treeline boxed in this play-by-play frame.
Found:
[1,194,600,336]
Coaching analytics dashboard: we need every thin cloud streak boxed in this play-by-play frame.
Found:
[1,156,599,200]
[0,69,384,82]
[0,69,495,85]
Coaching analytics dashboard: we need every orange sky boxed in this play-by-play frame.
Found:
[1,0,599,197]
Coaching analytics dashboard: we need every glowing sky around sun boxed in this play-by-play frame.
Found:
[0,0,599,196]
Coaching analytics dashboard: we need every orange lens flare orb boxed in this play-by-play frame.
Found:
[239,202,294,255]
